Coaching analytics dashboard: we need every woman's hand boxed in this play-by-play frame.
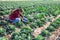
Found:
[22,17,28,23]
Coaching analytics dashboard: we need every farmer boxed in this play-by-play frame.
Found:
[9,8,28,23]
[9,9,24,23]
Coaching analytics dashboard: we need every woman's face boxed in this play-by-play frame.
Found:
[19,11,22,14]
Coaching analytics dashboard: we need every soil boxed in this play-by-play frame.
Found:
[46,27,60,40]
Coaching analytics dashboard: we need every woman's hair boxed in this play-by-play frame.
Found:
[19,8,23,12]
[12,7,23,13]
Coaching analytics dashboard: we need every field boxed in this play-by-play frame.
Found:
[0,1,60,40]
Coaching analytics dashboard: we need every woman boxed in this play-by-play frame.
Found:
[9,8,24,23]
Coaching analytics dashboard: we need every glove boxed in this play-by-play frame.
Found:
[23,18,28,23]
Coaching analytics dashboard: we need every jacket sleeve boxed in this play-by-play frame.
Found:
[20,12,24,18]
